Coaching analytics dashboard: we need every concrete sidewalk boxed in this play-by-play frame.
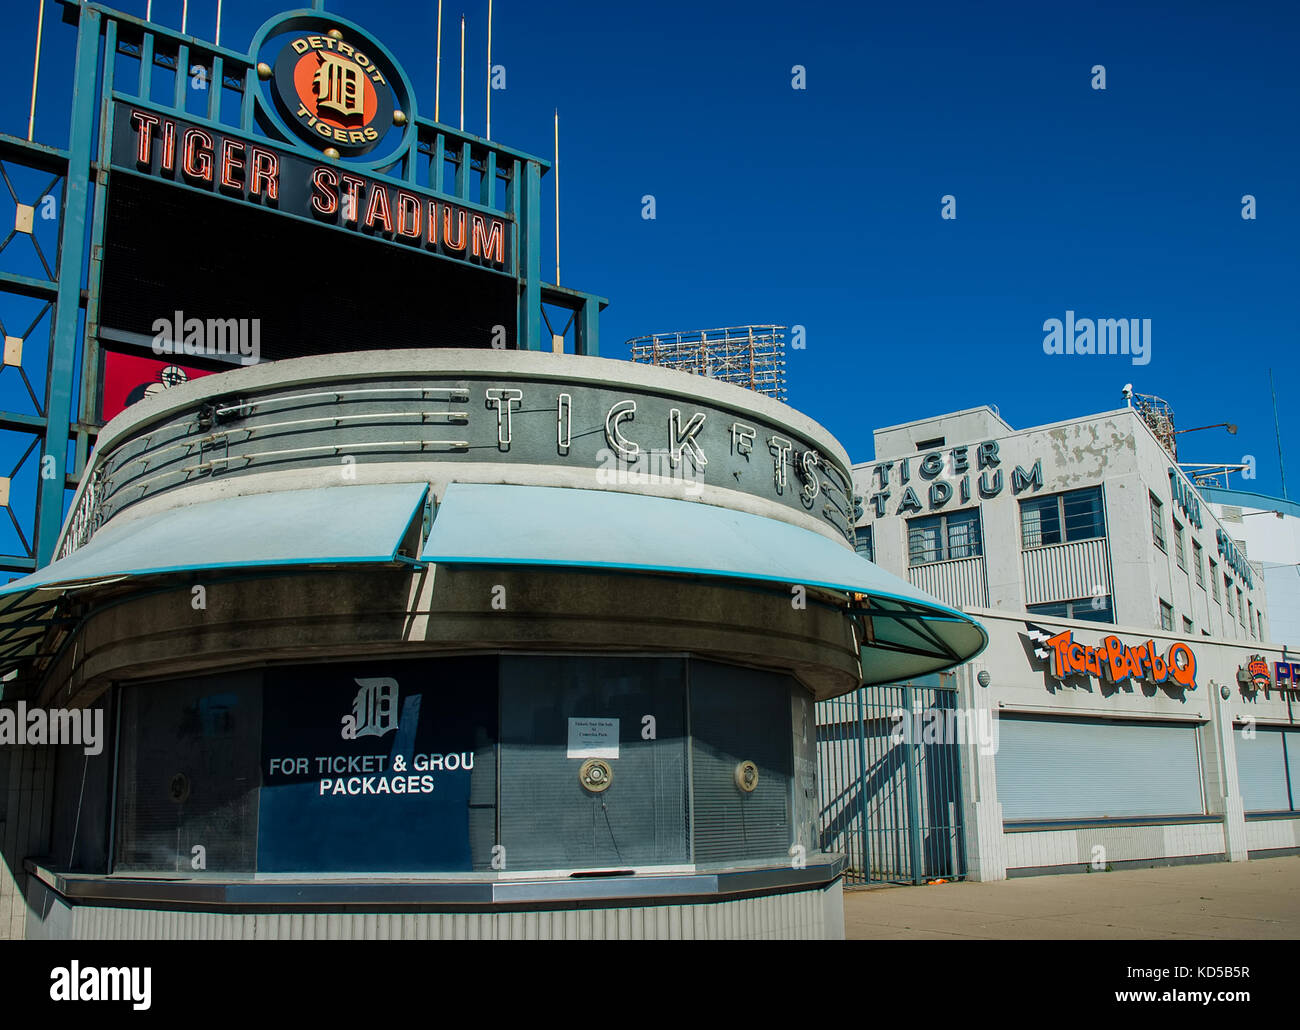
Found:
[845,856,1300,939]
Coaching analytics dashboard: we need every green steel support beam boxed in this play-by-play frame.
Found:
[208,56,223,120]
[481,150,496,208]
[240,52,256,130]
[507,158,519,274]
[0,413,47,433]
[81,21,118,431]
[174,45,189,109]
[0,270,59,301]
[432,134,445,193]
[517,160,541,350]
[855,688,869,882]
[577,295,600,356]
[903,681,925,884]
[138,31,154,97]
[457,142,470,202]
[36,6,102,566]
[0,134,70,170]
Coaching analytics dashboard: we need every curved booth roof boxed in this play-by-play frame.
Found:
[0,479,986,686]
[425,483,986,684]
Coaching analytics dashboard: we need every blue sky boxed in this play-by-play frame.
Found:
[4,0,1297,496]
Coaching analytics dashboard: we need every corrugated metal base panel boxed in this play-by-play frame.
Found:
[0,744,54,941]
[24,881,845,940]
[1006,853,1227,878]
[1004,822,1228,874]
[1245,816,1300,853]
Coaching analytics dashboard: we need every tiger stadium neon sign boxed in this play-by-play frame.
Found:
[115,105,509,270]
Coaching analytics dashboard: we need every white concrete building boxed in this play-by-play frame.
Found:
[832,404,1300,880]
[1203,487,1300,649]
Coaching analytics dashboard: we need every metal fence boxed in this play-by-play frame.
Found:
[816,674,966,885]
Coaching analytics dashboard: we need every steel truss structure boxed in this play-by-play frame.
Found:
[627,325,788,401]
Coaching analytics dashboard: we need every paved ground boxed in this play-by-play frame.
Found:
[844,856,1300,939]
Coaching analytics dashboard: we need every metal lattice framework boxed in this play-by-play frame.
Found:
[627,325,788,401]
[1133,392,1177,459]
[0,0,606,581]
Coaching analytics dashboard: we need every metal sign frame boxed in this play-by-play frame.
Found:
[0,1,606,576]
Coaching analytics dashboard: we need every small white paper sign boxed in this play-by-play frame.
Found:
[567,717,619,759]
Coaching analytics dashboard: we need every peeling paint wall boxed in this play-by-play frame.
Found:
[854,406,1269,643]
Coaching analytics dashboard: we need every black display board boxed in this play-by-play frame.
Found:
[258,656,497,872]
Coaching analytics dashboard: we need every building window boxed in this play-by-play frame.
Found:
[854,525,874,563]
[1173,520,1186,569]
[1247,601,1255,638]
[1019,486,1105,549]
[908,509,982,566]
[1182,616,1193,634]
[1192,540,1204,588]
[112,654,807,876]
[1026,597,1114,624]
[1225,580,1234,618]
[1238,588,1246,626]
[1159,599,1174,631]
[1150,493,1165,551]
[1259,611,1266,640]
[1210,559,1220,601]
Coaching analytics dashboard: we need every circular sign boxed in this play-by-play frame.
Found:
[253,14,415,161]
[271,31,396,156]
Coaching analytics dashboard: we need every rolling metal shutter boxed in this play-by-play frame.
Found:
[996,715,1203,822]
[498,656,689,870]
[1235,727,1294,813]
[691,661,794,863]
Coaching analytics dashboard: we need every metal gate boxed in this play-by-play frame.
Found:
[816,674,966,885]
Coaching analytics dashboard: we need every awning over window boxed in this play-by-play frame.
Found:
[0,483,429,669]
[424,482,987,683]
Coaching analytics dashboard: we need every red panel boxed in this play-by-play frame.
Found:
[101,351,220,422]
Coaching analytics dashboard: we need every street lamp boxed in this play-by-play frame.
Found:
[1174,422,1238,436]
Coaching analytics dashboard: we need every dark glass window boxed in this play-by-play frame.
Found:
[1020,487,1105,548]
[110,655,806,877]
[49,692,114,873]
[854,525,874,563]
[115,673,262,874]
[909,509,982,565]
[1026,596,1114,624]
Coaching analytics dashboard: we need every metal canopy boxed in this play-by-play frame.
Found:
[425,482,987,683]
[0,482,430,599]
[0,482,429,680]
